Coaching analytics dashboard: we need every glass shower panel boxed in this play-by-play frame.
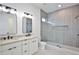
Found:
[47,24,67,44]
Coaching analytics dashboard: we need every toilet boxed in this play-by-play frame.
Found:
[39,41,46,50]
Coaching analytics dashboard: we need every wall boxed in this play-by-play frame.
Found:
[48,5,79,48]
[3,3,41,39]
[40,10,48,42]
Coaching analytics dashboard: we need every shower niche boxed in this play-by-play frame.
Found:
[22,17,32,35]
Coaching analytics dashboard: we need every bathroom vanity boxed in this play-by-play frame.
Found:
[0,35,39,55]
[0,9,39,55]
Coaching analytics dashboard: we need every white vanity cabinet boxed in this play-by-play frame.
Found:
[1,41,22,55]
[22,37,38,55]
[0,37,39,55]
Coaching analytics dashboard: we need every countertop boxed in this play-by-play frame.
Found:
[0,35,39,46]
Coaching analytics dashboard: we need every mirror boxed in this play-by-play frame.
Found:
[22,17,32,34]
[0,11,17,36]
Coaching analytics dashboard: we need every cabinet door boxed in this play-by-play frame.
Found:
[12,46,22,55]
[22,39,30,55]
[30,38,38,54]
[1,41,22,55]
[2,49,13,55]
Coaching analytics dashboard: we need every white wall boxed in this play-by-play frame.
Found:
[3,3,41,38]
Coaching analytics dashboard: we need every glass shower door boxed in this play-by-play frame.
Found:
[47,24,67,45]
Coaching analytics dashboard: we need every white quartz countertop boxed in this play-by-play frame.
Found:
[0,35,39,46]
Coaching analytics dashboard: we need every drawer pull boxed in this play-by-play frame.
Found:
[8,48,12,50]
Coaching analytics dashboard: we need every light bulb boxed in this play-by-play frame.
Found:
[27,15,32,18]
[2,6,9,12]
[10,9,17,14]
[42,18,46,22]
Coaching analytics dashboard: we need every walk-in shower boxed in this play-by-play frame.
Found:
[41,4,79,49]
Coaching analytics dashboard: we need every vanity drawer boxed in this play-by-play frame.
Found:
[1,41,22,51]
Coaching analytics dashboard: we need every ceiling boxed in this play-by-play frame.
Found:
[33,3,78,13]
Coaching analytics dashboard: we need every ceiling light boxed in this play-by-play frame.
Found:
[58,5,62,7]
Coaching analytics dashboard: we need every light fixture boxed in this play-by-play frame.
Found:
[2,6,7,12]
[23,12,33,18]
[42,18,46,22]
[0,4,2,10]
[0,4,17,14]
[1,6,10,12]
[58,5,62,7]
[10,9,17,14]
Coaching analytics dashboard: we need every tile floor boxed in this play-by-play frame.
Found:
[34,44,79,55]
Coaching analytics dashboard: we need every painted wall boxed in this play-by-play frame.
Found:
[3,3,41,39]
[48,5,79,48]
[40,10,48,42]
